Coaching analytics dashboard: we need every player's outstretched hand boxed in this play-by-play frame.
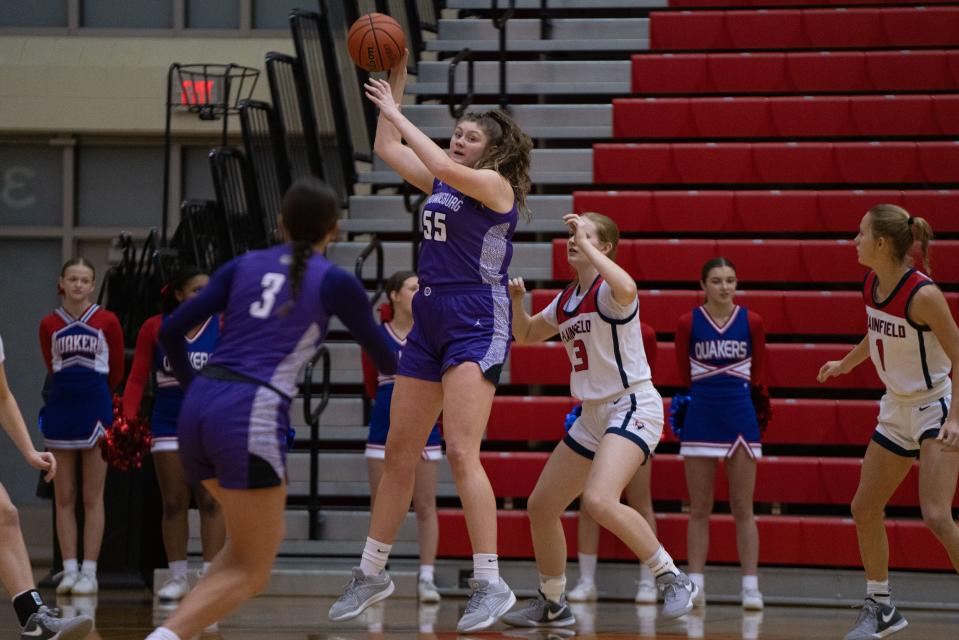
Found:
[508,277,527,303]
[364,78,400,119]
[816,360,844,383]
[937,417,959,452]
[27,450,56,481]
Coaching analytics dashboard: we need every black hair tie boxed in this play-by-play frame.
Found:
[907,217,915,226]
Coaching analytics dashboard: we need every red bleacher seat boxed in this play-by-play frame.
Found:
[572,189,959,233]
[631,50,959,94]
[768,96,850,137]
[689,98,770,138]
[593,142,954,185]
[552,239,959,285]
[849,95,938,136]
[437,511,954,570]
[490,396,880,446]
[668,0,958,8]
[510,341,884,389]
[651,7,959,49]
[932,95,959,134]
[882,7,959,48]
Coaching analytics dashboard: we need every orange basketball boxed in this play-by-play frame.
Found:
[348,13,406,73]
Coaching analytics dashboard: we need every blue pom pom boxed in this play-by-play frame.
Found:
[669,393,692,439]
[564,404,582,432]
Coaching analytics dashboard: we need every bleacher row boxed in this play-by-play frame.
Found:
[650,7,959,50]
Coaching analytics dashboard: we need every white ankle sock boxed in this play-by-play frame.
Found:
[867,579,891,605]
[360,537,392,576]
[578,553,598,583]
[168,560,188,579]
[419,565,435,583]
[639,562,654,584]
[473,553,499,583]
[689,572,705,591]
[742,574,758,592]
[63,559,78,574]
[539,574,566,604]
[81,560,97,576]
[146,627,181,640]
[643,546,679,578]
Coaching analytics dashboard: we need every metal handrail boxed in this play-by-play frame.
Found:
[354,235,385,307]
[447,48,474,119]
[302,345,331,540]
[492,0,517,111]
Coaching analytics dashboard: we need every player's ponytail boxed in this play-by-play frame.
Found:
[458,109,533,221]
[868,204,934,274]
[280,177,340,303]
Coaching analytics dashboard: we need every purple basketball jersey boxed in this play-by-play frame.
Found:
[208,244,332,398]
[418,179,518,287]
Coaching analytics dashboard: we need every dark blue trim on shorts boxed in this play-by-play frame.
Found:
[918,428,940,445]
[940,396,949,423]
[563,434,595,460]
[604,426,651,464]
[871,430,919,458]
[618,393,637,430]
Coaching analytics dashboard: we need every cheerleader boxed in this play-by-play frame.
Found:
[39,258,124,596]
[674,257,767,610]
[122,266,224,602]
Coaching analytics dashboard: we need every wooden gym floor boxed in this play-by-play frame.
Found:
[3,591,957,639]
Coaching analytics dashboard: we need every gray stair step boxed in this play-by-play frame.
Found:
[404,103,611,139]
[409,60,631,95]
[283,451,460,498]
[327,240,554,281]
[430,18,648,52]
[448,0,666,7]
[346,194,573,233]
[362,149,592,185]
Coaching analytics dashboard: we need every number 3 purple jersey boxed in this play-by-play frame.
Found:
[206,244,332,398]
[418,179,518,287]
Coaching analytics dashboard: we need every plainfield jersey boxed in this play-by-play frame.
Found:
[417,179,518,287]
[543,276,651,402]
[687,306,753,398]
[864,268,951,400]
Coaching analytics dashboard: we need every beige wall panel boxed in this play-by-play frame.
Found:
[0,36,293,135]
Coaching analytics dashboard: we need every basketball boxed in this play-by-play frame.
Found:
[348,13,406,73]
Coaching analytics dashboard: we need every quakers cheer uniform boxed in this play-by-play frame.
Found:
[400,179,516,385]
[362,322,442,461]
[542,275,663,462]
[160,244,396,490]
[122,314,220,452]
[864,268,951,456]
[38,304,124,449]
[675,305,766,459]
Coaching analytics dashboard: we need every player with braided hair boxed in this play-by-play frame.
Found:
[146,177,397,640]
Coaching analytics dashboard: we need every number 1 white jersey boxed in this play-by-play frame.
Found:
[543,276,652,402]
[864,268,951,402]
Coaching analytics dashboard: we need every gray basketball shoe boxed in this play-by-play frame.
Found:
[457,577,517,632]
[328,568,395,621]
[503,591,576,628]
[20,606,94,640]
[657,571,699,619]
[843,598,908,640]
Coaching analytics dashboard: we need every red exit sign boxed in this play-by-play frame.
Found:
[180,80,216,106]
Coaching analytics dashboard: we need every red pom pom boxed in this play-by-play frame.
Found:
[99,395,152,471]
[751,384,773,432]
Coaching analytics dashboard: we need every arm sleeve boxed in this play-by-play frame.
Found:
[160,259,236,387]
[675,312,693,388]
[748,311,767,386]
[104,313,126,391]
[38,318,53,374]
[122,316,159,418]
[641,321,658,372]
[597,281,637,320]
[321,268,397,375]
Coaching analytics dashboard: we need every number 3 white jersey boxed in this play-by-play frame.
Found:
[543,276,652,402]
[864,268,951,402]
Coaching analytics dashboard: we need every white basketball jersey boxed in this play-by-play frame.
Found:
[864,269,951,400]
[543,276,652,402]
